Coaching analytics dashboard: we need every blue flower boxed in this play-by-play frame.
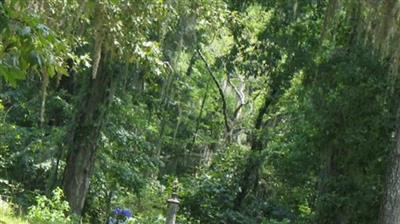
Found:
[113,207,132,218]
[113,208,122,215]
[121,209,132,218]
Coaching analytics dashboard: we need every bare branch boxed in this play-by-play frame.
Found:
[227,74,245,105]
[197,49,230,133]
[40,70,49,127]
[227,73,246,121]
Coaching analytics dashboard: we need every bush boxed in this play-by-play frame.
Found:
[127,214,165,224]
[27,188,73,224]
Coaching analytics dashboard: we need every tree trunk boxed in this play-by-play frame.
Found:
[315,143,345,224]
[233,89,278,210]
[39,71,48,127]
[381,110,400,224]
[63,59,113,215]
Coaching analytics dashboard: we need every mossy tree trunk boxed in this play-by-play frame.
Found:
[63,58,114,215]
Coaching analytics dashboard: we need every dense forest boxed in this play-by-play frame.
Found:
[1,0,400,223]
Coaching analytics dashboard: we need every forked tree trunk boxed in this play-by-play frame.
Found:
[63,59,113,215]
[233,89,278,210]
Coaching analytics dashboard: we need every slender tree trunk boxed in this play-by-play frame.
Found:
[48,145,64,193]
[197,49,230,134]
[190,88,208,149]
[233,89,278,210]
[39,71,48,127]
[172,106,181,142]
[381,107,400,224]
[63,59,113,215]
[315,142,345,224]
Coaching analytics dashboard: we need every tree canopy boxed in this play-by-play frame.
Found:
[1,0,400,223]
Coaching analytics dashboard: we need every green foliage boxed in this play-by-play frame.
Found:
[0,2,70,86]
[180,145,254,223]
[0,0,399,223]
[0,199,28,224]
[262,219,291,224]
[127,215,165,224]
[27,188,73,224]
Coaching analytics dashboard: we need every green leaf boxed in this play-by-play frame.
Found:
[0,65,26,86]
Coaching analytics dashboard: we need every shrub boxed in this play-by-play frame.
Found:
[27,188,73,224]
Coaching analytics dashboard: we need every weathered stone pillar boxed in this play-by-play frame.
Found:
[166,179,180,224]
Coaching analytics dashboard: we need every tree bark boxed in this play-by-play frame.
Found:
[381,107,400,224]
[63,58,113,215]
[233,88,278,210]
[39,71,48,127]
